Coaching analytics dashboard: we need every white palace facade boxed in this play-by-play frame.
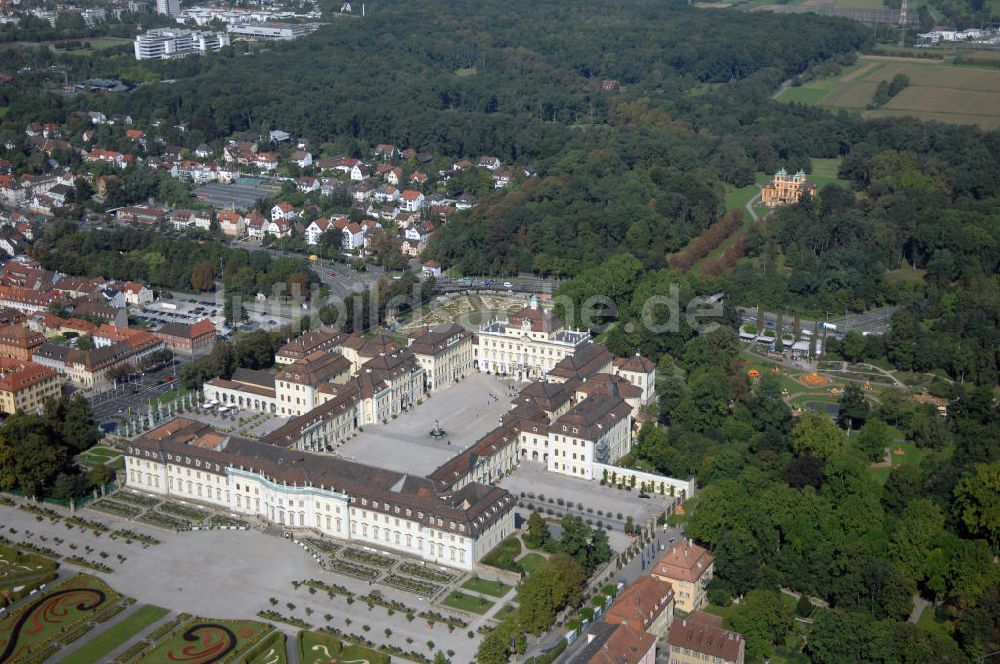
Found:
[476,297,590,380]
[124,418,515,571]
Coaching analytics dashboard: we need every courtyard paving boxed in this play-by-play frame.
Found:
[0,503,491,662]
[334,372,516,475]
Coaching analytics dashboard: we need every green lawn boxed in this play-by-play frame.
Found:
[442,590,495,614]
[517,552,546,574]
[63,604,169,664]
[704,602,738,623]
[808,157,850,190]
[244,630,289,664]
[297,630,389,664]
[494,603,518,621]
[916,605,952,641]
[870,440,927,485]
[462,577,512,598]
[137,618,274,662]
[0,545,58,599]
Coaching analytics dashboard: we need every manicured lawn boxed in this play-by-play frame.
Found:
[494,603,518,620]
[63,604,169,664]
[916,605,952,641]
[297,630,389,664]
[243,630,288,664]
[704,602,738,623]
[0,574,121,661]
[0,544,58,600]
[517,552,546,574]
[137,618,275,663]
[442,590,495,614]
[807,158,850,190]
[481,536,522,572]
[462,576,512,598]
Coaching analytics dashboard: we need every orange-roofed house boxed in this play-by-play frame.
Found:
[0,360,62,414]
[575,622,656,664]
[606,575,675,639]
[666,611,745,664]
[0,323,45,361]
[652,540,715,613]
[122,282,153,306]
[153,319,217,355]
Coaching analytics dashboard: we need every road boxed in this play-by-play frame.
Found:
[85,361,190,430]
[229,240,381,301]
[736,305,898,339]
[433,274,562,296]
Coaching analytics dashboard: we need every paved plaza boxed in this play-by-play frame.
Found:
[0,502,497,662]
[502,462,672,548]
[334,372,517,475]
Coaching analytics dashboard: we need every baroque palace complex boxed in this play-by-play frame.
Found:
[124,299,689,570]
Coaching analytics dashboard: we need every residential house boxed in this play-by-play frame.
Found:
[297,176,319,193]
[606,575,675,639]
[574,622,656,664]
[266,218,293,239]
[421,260,442,279]
[0,360,62,415]
[217,210,245,238]
[399,190,424,212]
[0,323,45,361]
[245,212,267,240]
[254,152,279,171]
[665,612,745,664]
[651,540,715,614]
[271,201,297,222]
[194,143,213,158]
[478,156,501,171]
[292,150,313,168]
[153,319,217,355]
[122,282,154,306]
[374,144,398,160]
[342,223,365,250]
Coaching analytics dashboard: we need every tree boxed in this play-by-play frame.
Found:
[840,330,867,363]
[728,589,793,663]
[89,463,115,487]
[191,260,216,291]
[854,418,892,462]
[791,413,846,460]
[837,384,870,432]
[795,594,813,618]
[783,455,824,489]
[807,610,893,664]
[516,554,583,634]
[524,511,550,550]
[953,460,1000,554]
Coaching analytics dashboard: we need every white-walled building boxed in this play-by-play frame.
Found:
[124,418,515,570]
[476,297,591,380]
[134,28,230,60]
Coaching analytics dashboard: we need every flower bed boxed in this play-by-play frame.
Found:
[110,529,160,545]
[379,573,441,597]
[135,618,277,663]
[137,511,191,531]
[89,500,142,519]
[341,547,395,568]
[208,515,249,528]
[303,538,341,554]
[111,491,160,508]
[157,502,208,522]
[0,574,120,662]
[397,562,455,583]
[329,559,381,581]
[66,516,110,532]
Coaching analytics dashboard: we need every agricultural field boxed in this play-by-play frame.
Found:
[297,630,389,664]
[777,55,1000,129]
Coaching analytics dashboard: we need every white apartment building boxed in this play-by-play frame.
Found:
[134,28,230,60]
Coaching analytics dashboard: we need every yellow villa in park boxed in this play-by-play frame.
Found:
[761,168,816,208]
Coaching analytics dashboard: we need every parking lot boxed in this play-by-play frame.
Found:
[136,297,223,328]
[334,372,515,475]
